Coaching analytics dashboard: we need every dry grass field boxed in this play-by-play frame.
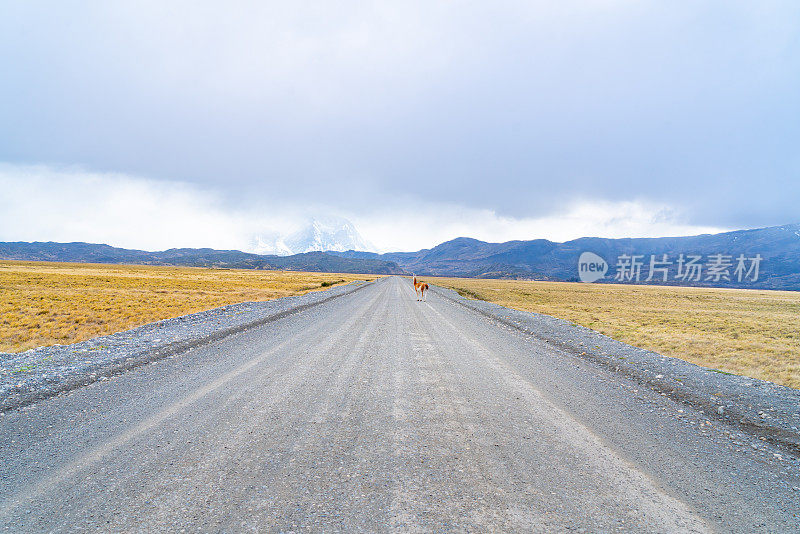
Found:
[432,276,800,389]
[0,261,375,354]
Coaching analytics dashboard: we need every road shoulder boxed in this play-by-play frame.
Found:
[431,284,800,455]
[0,280,373,412]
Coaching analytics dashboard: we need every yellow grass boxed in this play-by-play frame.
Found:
[430,276,800,389]
[0,261,375,353]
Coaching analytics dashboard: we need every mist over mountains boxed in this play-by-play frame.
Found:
[251,217,375,256]
[2,223,799,290]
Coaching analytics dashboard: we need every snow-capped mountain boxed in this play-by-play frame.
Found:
[252,217,375,256]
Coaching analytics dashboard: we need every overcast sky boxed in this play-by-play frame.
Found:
[1,1,798,251]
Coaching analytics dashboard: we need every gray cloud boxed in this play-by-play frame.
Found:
[1,1,798,237]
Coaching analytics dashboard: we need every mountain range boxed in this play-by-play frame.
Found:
[0,242,403,275]
[332,223,800,289]
[2,223,799,290]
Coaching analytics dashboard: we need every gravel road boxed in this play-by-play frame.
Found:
[1,276,798,532]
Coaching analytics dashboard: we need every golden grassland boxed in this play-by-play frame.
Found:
[430,276,800,389]
[0,261,376,354]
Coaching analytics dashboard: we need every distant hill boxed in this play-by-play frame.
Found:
[0,242,404,275]
[3,223,799,289]
[332,224,800,290]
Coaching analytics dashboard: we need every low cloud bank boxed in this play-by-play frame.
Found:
[0,164,726,253]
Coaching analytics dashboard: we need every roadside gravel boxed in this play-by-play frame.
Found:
[4,276,797,531]
[3,276,798,457]
[0,280,371,411]
[432,285,800,454]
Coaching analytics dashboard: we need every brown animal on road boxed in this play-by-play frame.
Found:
[413,276,429,301]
